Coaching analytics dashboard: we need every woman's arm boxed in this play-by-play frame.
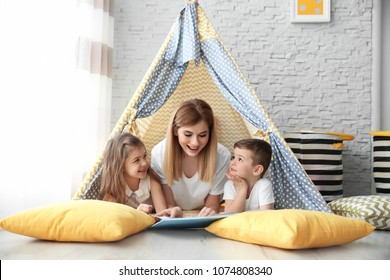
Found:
[199,194,221,216]
[149,171,168,213]
[154,184,183,217]
[161,184,176,208]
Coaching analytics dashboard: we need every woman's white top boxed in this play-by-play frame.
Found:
[151,139,230,210]
[223,178,274,210]
[125,175,153,208]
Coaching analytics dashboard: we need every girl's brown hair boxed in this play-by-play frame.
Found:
[164,99,218,186]
[99,133,146,203]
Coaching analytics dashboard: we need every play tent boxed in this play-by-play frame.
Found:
[73,0,331,213]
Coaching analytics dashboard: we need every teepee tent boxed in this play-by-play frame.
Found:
[73,0,331,213]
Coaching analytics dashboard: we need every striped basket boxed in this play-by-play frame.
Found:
[284,130,354,202]
[370,131,390,196]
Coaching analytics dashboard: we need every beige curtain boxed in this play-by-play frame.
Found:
[72,0,115,195]
[76,0,114,78]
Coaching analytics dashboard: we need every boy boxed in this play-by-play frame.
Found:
[223,139,274,213]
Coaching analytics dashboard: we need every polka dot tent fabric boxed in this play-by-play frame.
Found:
[73,2,331,213]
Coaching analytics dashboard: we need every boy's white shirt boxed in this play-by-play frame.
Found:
[223,177,274,210]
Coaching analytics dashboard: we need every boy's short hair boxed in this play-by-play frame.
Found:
[234,139,272,176]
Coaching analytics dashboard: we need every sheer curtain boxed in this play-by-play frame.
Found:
[72,0,114,196]
[0,0,114,217]
[0,0,78,217]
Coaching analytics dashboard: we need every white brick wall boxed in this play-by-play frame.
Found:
[112,0,373,196]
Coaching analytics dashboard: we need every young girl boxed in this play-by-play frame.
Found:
[151,99,231,217]
[99,132,181,216]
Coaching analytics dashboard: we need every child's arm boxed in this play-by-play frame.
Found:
[260,203,274,210]
[100,194,117,203]
[224,174,249,213]
[137,204,153,213]
[224,193,246,213]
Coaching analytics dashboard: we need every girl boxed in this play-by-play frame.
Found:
[99,133,181,216]
[151,99,231,216]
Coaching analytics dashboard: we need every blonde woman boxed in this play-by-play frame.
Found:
[151,99,230,216]
[99,133,182,217]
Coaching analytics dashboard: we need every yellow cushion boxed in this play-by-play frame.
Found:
[205,209,375,249]
[0,200,156,242]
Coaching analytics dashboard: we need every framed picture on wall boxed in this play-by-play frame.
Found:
[291,0,331,23]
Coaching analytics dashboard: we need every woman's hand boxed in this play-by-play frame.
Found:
[200,194,221,216]
[137,204,154,214]
[156,206,183,218]
[198,206,217,217]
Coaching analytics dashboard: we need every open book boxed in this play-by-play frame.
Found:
[150,212,233,229]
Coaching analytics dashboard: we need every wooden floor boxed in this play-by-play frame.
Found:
[1,228,389,260]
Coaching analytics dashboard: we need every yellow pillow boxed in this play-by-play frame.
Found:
[0,200,156,242]
[205,209,375,249]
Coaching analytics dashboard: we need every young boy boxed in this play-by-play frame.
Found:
[223,139,274,213]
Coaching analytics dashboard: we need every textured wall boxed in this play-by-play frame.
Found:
[112,0,373,196]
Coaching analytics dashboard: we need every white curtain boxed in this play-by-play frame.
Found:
[0,0,114,217]
[72,0,114,196]
[0,0,78,217]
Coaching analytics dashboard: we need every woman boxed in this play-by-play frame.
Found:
[151,99,230,216]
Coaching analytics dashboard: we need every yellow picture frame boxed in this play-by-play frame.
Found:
[291,0,331,23]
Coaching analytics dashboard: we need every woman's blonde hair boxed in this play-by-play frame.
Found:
[99,133,146,203]
[164,99,218,186]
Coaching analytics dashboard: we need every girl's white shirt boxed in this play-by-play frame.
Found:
[124,174,153,208]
